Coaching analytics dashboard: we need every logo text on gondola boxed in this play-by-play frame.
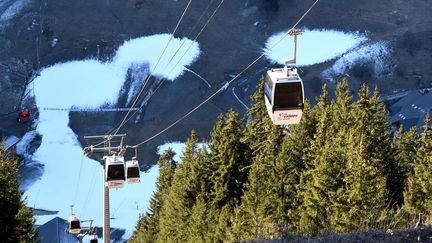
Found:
[278,114,298,120]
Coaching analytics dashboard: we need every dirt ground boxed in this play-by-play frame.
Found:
[0,0,431,165]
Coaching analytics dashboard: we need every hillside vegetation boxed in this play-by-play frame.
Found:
[0,148,38,242]
[130,78,432,242]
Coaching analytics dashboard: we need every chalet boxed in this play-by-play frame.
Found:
[389,88,432,130]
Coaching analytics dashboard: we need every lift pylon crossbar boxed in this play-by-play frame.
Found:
[83,134,127,156]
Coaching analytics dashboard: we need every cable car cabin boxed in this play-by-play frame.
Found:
[264,66,304,125]
[68,215,81,235]
[104,155,126,189]
[16,111,30,123]
[89,234,98,243]
[126,159,140,184]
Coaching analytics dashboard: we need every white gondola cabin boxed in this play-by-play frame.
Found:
[126,158,140,184]
[104,155,125,189]
[68,214,81,235]
[89,234,98,243]
[264,66,304,125]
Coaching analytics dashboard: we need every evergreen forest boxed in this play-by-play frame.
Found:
[130,78,432,242]
[0,147,38,242]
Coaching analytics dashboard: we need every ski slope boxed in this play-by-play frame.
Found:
[21,34,200,240]
[264,28,366,66]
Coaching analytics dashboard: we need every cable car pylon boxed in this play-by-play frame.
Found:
[83,134,140,243]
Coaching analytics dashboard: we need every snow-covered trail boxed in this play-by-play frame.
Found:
[21,34,200,239]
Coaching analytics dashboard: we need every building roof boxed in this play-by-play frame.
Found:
[389,89,432,129]
[37,217,76,243]
[0,128,20,150]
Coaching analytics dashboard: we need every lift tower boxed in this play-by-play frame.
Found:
[83,134,126,243]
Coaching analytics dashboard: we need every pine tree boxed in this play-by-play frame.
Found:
[403,114,432,220]
[392,126,417,206]
[329,84,396,232]
[275,100,316,233]
[298,83,336,236]
[242,79,274,158]
[130,148,176,243]
[185,147,214,242]
[324,78,355,231]
[157,132,199,242]
[232,122,283,240]
[336,133,388,232]
[209,110,250,241]
[0,148,38,243]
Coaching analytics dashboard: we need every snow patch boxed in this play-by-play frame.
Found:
[23,34,200,238]
[157,142,208,162]
[126,63,150,106]
[322,41,393,82]
[0,0,31,22]
[114,34,200,81]
[264,29,366,66]
[16,130,37,156]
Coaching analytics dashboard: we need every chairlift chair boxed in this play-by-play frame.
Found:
[126,158,140,184]
[16,110,30,123]
[89,234,98,243]
[68,214,81,235]
[104,155,126,189]
[264,66,304,125]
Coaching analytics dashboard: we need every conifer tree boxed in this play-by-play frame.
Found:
[232,121,283,240]
[209,110,250,241]
[298,83,336,235]
[243,79,274,157]
[403,114,432,219]
[0,148,38,242]
[392,126,417,206]
[130,148,176,243]
[275,101,316,233]
[185,147,214,242]
[336,134,388,232]
[326,84,392,232]
[157,131,199,242]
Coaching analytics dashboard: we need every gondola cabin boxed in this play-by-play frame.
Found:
[104,155,126,189]
[68,214,81,235]
[89,234,98,243]
[126,158,140,184]
[264,66,304,125]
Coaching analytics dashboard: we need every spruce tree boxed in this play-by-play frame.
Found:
[0,148,38,243]
[157,131,199,242]
[330,84,395,232]
[392,126,417,206]
[130,148,176,243]
[232,122,283,240]
[185,147,214,242]
[403,114,432,220]
[209,110,250,241]
[298,83,336,236]
[243,79,274,158]
[336,134,388,232]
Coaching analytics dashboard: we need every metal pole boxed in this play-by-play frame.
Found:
[293,33,297,64]
[103,163,110,243]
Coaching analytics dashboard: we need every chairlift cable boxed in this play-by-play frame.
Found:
[166,0,225,78]
[108,0,225,137]
[130,0,320,148]
[163,0,216,71]
[81,160,99,218]
[73,154,85,205]
[88,0,194,149]
[110,0,194,137]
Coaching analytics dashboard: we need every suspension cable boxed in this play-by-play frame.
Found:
[130,0,320,148]
[107,0,226,136]
[111,0,194,136]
